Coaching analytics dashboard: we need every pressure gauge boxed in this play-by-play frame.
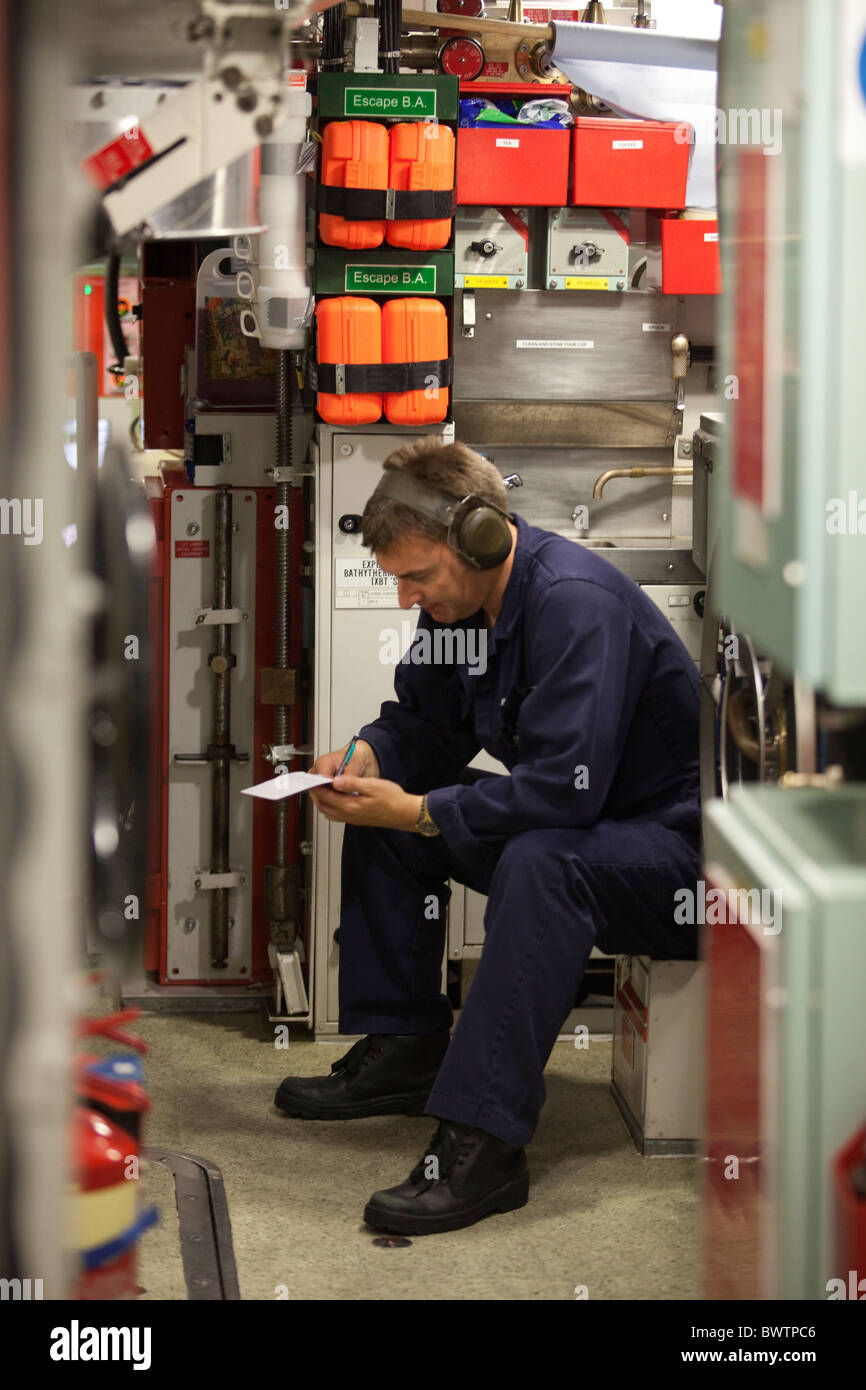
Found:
[437,0,485,14]
[438,36,485,80]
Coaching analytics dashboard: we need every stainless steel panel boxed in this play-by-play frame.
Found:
[454,289,679,401]
[492,447,675,543]
[612,956,706,1155]
[587,547,706,585]
[692,411,723,576]
[147,152,264,239]
[452,399,682,449]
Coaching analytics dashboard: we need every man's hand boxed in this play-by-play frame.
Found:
[311,775,422,832]
[309,737,380,784]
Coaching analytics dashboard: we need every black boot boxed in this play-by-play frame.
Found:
[363,1119,529,1234]
[273,1031,450,1120]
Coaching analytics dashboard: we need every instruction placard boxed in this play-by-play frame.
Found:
[335,557,399,608]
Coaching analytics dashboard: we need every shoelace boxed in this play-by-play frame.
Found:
[410,1125,476,1189]
[331,1034,387,1078]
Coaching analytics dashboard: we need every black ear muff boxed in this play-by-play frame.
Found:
[456,504,513,570]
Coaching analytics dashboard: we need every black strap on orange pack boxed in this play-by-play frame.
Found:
[314,185,458,220]
[313,357,454,395]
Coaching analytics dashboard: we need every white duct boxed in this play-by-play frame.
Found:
[238,83,313,351]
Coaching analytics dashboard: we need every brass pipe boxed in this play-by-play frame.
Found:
[592,465,693,499]
[726,687,760,763]
[399,34,440,64]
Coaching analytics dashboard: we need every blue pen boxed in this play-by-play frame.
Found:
[334,734,359,783]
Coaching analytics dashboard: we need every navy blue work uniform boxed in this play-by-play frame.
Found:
[340,512,702,1147]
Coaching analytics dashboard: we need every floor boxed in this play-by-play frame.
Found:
[133,1008,703,1301]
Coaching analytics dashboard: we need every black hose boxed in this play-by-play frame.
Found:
[322,3,337,67]
[383,0,400,74]
[104,251,127,377]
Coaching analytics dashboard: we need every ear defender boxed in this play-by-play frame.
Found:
[368,468,514,569]
[453,499,513,570]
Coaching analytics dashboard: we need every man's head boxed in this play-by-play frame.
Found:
[361,437,515,622]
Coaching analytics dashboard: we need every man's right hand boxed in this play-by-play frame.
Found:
[310,738,380,792]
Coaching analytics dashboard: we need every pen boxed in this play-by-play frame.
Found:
[335,734,359,780]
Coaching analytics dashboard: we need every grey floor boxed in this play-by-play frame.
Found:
[134,1009,702,1301]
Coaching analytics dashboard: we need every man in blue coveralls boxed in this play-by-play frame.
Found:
[275,437,702,1235]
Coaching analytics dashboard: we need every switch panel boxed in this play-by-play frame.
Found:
[455,207,529,288]
[546,207,630,291]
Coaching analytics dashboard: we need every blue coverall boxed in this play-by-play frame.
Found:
[340,511,702,1147]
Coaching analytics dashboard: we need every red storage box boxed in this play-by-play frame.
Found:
[645,214,722,295]
[571,117,690,209]
[456,127,570,206]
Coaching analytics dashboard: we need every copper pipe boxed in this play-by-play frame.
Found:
[592,464,692,499]
[726,687,760,763]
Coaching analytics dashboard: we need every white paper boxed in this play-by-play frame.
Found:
[242,772,333,801]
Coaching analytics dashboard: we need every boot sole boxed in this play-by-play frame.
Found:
[274,1087,432,1120]
[363,1172,530,1235]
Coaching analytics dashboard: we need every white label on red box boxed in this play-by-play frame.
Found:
[642,322,671,332]
[612,140,643,150]
[516,339,594,349]
[496,138,520,148]
[704,231,719,242]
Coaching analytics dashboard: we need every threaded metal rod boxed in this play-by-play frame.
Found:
[273,353,293,902]
[210,486,232,967]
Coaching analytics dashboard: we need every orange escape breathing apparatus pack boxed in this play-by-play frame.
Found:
[315,296,451,426]
[317,121,456,251]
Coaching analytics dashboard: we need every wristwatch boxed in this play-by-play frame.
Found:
[415,794,440,837]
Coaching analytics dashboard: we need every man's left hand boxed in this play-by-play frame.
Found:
[310,776,422,831]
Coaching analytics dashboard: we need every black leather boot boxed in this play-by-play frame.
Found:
[363,1119,529,1234]
[273,1031,450,1120]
